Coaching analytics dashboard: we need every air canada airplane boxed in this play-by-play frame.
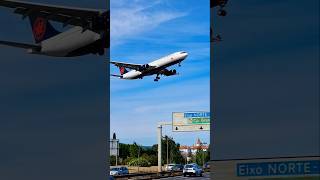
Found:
[211,0,228,16]
[0,0,108,57]
[110,51,188,82]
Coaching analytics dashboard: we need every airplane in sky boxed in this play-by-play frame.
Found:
[211,0,228,16]
[110,51,188,82]
[0,0,108,57]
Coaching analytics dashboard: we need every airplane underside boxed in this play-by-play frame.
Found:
[135,60,183,81]
[65,39,105,57]
[37,27,104,57]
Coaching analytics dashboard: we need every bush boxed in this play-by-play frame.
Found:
[127,157,151,167]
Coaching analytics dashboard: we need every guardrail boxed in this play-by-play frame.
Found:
[113,171,183,179]
[112,169,210,179]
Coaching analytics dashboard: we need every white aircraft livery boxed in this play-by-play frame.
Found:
[0,0,108,57]
[110,51,188,81]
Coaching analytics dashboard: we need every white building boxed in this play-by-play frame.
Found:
[179,138,209,156]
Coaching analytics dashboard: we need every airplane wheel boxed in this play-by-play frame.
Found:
[154,79,158,82]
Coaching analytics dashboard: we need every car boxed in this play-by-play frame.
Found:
[165,164,176,171]
[183,163,203,177]
[172,164,184,171]
[203,162,210,169]
[110,166,129,176]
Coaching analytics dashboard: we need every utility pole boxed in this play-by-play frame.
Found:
[138,144,140,173]
[166,136,169,166]
[157,124,162,173]
[201,142,207,166]
[157,122,172,173]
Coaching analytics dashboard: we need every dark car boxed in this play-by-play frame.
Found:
[203,162,210,169]
[172,164,184,171]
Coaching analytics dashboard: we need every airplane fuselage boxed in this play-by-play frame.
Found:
[121,51,188,79]
[29,26,104,57]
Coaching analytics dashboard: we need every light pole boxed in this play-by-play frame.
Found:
[166,136,169,166]
[201,142,207,166]
[157,122,172,173]
[137,144,140,173]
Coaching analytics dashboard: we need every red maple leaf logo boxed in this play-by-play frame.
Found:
[33,17,47,42]
[120,67,126,75]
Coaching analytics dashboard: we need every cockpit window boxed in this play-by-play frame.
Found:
[180,51,186,54]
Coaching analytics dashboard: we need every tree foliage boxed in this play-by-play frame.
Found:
[127,157,151,167]
[115,136,185,166]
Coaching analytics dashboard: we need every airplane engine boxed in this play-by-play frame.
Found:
[139,64,149,71]
[163,69,177,76]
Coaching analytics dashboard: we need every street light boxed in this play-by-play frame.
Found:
[166,136,169,166]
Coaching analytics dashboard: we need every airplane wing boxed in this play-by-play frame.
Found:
[0,40,40,50]
[0,0,107,30]
[110,61,143,70]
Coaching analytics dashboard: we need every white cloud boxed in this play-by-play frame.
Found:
[111,0,186,45]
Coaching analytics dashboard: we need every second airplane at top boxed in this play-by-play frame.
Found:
[110,51,188,82]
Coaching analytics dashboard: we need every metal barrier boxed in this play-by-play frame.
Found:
[113,171,183,179]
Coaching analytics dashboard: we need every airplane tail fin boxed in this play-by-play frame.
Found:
[119,66,128,75]
[29,14,60,43]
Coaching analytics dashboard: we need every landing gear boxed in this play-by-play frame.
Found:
[154,74,160,82]
[178,62,181,67]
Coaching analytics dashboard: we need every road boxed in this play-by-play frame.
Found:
[160,172,210,179]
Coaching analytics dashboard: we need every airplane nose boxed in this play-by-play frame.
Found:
[184,53,188,59]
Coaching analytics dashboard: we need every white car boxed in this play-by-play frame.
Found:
[110,167,129,176]
[183,163,203,177]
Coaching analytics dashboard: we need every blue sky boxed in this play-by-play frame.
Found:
[110,0,210,146]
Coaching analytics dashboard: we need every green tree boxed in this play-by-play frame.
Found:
[119,143,130,159]
[161,136,184,165]
[110,155,116,166]
[129,142,140,158]
[195,146,210,166]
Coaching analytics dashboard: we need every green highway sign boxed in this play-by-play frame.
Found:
[172,111,210,132]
